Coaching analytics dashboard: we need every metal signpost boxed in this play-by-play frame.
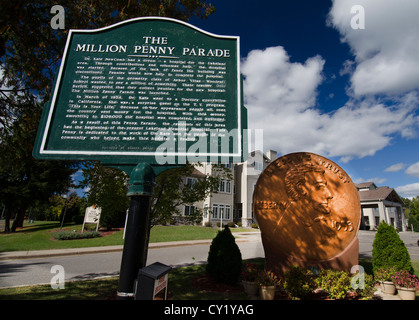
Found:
[33,17,246,299]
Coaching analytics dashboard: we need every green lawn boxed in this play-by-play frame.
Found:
[0,221,257,252]
[1,258,418,300]
[0,259,262,300]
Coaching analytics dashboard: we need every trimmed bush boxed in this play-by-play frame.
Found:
[206,226,242,285]
[283,265,316,299]
[353,273,376,300]
[372,221,413,274]
[53,230,100,240]
[316,269,351,300]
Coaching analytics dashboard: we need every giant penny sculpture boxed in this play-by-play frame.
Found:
[253,152,361,275]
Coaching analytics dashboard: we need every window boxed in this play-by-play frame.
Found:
[225,205,231,220]
[219,180,231,193]
[184,205,195,216]
[226,181,231,193]
[212,204,219,219]
[219,205,225,219]
[186,177,197,188]
[204,204,209,218]
[212,204,231,220]
[219,180,225,192]
[255,162,263,171]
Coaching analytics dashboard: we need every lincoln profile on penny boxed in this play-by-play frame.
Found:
[284,162,353,243]
[253,152,361,274]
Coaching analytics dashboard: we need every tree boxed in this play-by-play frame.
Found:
[81,162,129,230]
[0,102,79,232]
[206,226,242,285]
[0,1,215,232]
[402,196,419,231]
[372,221,413,274]
[150,163,232,226]
[80,162,232,229]
[0,1,215,103]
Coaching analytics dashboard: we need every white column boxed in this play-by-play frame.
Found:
[378,202,387,225]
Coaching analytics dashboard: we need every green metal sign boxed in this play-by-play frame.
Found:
[33,17,247,165]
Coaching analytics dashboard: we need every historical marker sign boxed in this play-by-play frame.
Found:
[33,17,245,165]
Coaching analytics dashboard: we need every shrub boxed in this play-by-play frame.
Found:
[316,269,351,300]
[353,273,376,300]
[241,263,259,282]
[391,270,419,289]
[53,230,100,240]
[374,266,398,282]
[372,221,413,274]
[206,226,242,285]
[283,266,316,299]
[257,269,281,287]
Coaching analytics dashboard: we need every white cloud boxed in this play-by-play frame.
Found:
[396,183,419,198]
[328,0,419,97]
[241,1,419,162]
[241,47,419,162]
[71,169,83,183]
[406,162,419,177]
[384,163,406,172]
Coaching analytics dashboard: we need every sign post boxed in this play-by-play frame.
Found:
[33,17,245,300]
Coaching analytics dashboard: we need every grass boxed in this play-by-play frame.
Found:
[1,257,417,300]
[0,220,257,252]
[0,221,124,252]
[0,259,263,300]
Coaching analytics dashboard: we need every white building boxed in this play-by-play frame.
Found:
[178,163,235,227]
[234,150,277,227]
[356,182,407,231]
[177,150,277,227]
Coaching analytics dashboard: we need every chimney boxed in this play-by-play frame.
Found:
[266,150,277,162]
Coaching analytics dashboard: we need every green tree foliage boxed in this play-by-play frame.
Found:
[0,1,215,232]
[283,265,316,299]
[80,162,231,229]
[0,106,79,231]
[402,196,419,231]
[315,269,351,300]
[81,162,129,230]
[206,226,242,285]
[0,1,215,101]
[151,163,232,226]
[372,221,413,274]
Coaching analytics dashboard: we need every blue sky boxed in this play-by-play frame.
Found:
[188,0,419,198]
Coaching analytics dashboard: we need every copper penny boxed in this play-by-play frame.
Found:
[253,152,361,261]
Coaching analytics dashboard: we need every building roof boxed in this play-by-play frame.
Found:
[355,182,403,204]
[190,168,206,177]
[355,182,377,189]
